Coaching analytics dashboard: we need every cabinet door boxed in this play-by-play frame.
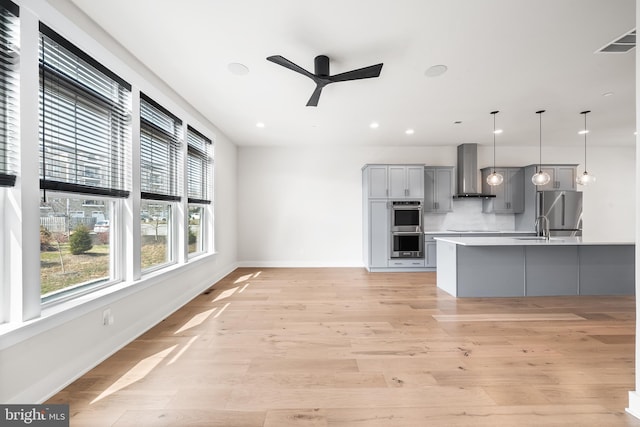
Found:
[369,200,389,267]
[491,168,509,212]
[435,168,453,212]
[388,166,407,198]
[406,166,425,198]
[507,168,524,213]
[534,167,555,191]
[368,166,388,198]
[556,166,576,190]
[425,241,437,267]
[424,168,436,211]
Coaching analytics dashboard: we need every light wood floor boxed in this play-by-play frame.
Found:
[48,268,640,426]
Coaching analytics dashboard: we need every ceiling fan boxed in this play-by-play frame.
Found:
[266,54,383,107]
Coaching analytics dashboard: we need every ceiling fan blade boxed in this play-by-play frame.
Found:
[306,84,324,107]
[330,63,383,82]
[266,55,315,80]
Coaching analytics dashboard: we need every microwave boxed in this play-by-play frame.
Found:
[390,200,423,232]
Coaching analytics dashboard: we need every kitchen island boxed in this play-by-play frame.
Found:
[435,236,635,297]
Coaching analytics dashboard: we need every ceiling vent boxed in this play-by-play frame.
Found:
[596,29,636,53]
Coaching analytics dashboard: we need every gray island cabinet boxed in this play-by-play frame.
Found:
[436,236,634,297]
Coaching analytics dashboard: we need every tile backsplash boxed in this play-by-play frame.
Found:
[424,199,516,231]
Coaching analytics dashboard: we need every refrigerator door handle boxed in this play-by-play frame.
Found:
[561,193,565,226]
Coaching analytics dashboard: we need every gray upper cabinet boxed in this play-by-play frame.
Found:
[364,164,424,199]
[481,167,524,214]
[537,165,578,191]
[365,165,389,198]
[388,165,425,199]
[424,166,454,213]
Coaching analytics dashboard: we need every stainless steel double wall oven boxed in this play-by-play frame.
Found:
[390,200,423,258]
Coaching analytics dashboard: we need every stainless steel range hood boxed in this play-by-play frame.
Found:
[454,143,496,199]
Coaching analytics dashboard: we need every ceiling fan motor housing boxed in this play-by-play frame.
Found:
[314,55,330,76]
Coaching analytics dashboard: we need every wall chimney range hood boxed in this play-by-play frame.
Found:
[454,143,496,199]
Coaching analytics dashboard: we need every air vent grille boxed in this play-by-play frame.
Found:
[597,29,636,53]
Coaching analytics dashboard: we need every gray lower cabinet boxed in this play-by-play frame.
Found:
[425,241,437,267]
[437,240,635,297]
[525,246,579,296]
[389,258,425,267]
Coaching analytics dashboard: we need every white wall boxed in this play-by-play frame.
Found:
[0,0,238,403]
[238,144,635,266]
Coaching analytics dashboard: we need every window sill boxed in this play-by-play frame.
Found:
[0,252,217,350]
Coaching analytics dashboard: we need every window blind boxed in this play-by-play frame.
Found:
[39,23,131,198]
[0,0,18,187]
[187,125,211,204]
[140,93,182,201]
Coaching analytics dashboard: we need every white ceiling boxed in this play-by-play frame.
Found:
[68,0,636,149]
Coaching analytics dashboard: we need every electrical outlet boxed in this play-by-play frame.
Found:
[102,308,114,326]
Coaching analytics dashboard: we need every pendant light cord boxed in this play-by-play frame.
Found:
[491,111,498,172]
[581,110,590,172]
[536,110,545,172]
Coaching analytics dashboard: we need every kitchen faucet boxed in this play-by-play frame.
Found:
[534,215,550,241]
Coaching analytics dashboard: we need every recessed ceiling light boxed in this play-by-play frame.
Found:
[256,122,265,128]
[578,130,589,135]
[425,64,448,77]
[405,129,415,135]
[228,62,249,76]
[602,91,614,97]
[369,122,379,129]
[493,129,503,134]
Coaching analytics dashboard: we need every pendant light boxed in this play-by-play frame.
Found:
[486,111,504,186]
[531,109,551,186]
[576,110,596,186]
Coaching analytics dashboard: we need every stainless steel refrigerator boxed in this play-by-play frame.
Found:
[538,190,583,236]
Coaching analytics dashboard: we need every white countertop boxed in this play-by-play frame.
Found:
[425,230,535,235]
[434,236,635,246]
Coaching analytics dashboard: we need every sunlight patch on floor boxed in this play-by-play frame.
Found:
[214,302,231,318]
[174,308,217,334]
[213,287,238,302]
[90,346,176,404]
[167,336,199,365]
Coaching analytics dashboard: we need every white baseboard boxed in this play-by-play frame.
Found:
[627,391,640,419]
[236,260,365,268]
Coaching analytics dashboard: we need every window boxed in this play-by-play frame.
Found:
[40,194,113,302]
[39,23,131,301]
[0,0,19,187]
[187,126,211,255]
[140,94,181,270]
